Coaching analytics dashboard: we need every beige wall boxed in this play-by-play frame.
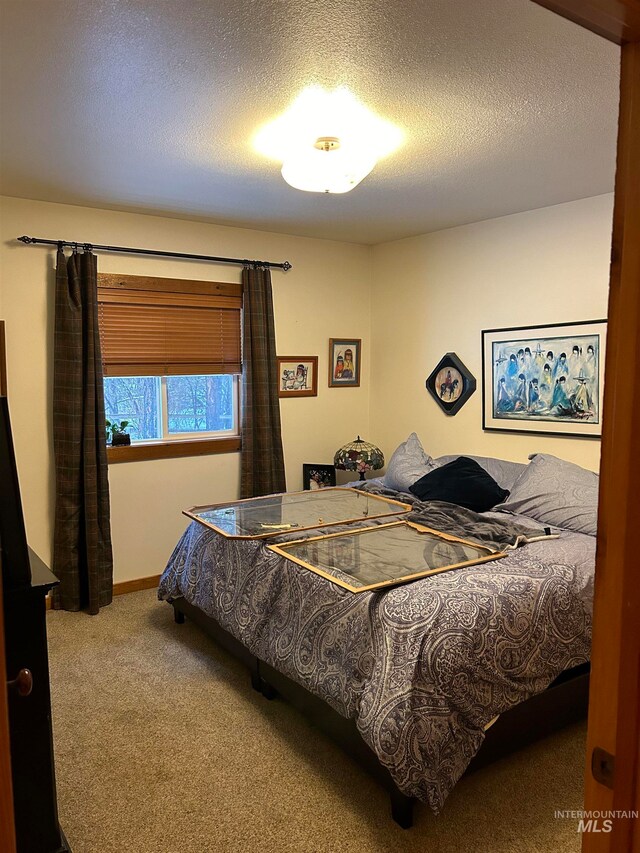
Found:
[0,192,614,585]
[370,194,613,472]
[0,196,372,581]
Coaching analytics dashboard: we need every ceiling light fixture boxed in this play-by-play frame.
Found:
[254,86,403,194]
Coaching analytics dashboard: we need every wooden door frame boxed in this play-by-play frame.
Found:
[0,325,16,850]
[534,1,640,43]
[0,563,16,853]
[531,3,640,852]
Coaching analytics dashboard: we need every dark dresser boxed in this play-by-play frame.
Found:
[4,549,70,853]
[1,385,70,852]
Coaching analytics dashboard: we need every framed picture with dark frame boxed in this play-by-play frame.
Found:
[302,463,336,490]
[425,352,476,415]
[277,356,318,398]
[328,339,361,387]
[482,319,607,437]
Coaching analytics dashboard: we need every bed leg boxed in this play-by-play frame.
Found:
[173,606,185,625]
[390,788,414,829]
[251,674,278,700]
[260,679,277,700]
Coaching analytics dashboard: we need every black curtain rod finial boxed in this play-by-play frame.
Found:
[18,235,35,244]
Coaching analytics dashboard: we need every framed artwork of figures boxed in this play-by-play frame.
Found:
[482,320,607,437]
[425,352,476,415]
[277,356,318,397]
[329,339,361,387]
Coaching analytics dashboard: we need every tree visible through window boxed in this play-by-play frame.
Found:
[166,375,234,434]
[104,376,161,440]
[104,374,236,442]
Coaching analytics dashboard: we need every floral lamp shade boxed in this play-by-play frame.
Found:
[334,436,384,481]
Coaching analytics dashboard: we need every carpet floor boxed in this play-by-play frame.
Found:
[47,589,585,853]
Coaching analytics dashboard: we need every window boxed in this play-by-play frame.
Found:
[98,273,242,461]
[104,374,238,441]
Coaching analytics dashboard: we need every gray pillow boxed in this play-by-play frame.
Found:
[434,455,526,493]
[496,453,598,536]
[383,433,435,493]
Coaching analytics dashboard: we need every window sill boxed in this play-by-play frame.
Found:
[107,436,241,463]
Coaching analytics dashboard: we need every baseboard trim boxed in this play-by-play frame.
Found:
[46,574,161,610]
[113,574,162,596]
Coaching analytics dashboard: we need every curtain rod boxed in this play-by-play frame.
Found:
[16,236,292,271]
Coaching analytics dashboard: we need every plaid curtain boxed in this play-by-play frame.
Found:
[52,249,113,613]
[240,266,286,498]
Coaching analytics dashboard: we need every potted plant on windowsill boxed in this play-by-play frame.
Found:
[106,419,131,447]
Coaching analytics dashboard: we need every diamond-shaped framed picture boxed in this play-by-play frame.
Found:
[425,352,476,416]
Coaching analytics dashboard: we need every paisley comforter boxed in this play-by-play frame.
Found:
[158,491,593,813]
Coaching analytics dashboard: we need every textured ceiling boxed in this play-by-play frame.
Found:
[0,0,620,244]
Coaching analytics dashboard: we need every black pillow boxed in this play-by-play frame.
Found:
[409,456,509,512]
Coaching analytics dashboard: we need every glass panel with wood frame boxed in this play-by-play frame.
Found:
[184,488,411,539]
[268,520,505,593]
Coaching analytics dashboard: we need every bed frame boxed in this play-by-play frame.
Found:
[168,595,590,829]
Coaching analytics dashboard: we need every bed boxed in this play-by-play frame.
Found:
[158,443,596,827]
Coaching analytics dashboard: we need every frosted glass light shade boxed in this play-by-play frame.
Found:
[281,147,378,194]
[254,86,403,194]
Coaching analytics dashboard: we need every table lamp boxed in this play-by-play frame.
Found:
[334,436,384,481]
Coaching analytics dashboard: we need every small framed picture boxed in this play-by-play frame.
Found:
[277,356,318,397]
[329,339,361,387]
[302,463,336,490]
[425,352,476,416]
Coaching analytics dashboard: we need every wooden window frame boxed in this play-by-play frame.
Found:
[98,273,242,463]
[107,435,240,463]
